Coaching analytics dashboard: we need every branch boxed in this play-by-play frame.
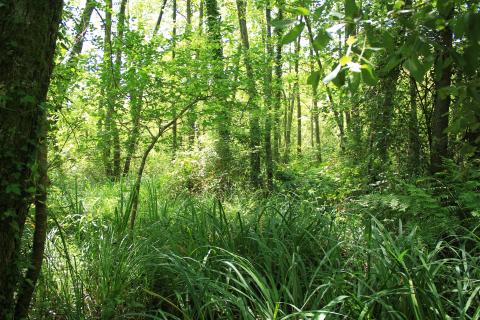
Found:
[159,96,208,135]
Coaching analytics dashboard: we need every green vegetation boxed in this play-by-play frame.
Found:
[1,0,479,319]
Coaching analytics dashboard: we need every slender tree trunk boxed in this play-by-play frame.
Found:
[186,0,197,147]
[373,66,400,163]
[153,0,169,36]
[0,1,63,317]
[123,89,143,176]
[171,0,178,156]
[273,4,284,163]
[101,0,114,178]
[51,0,96,157]
[305,17,345,151]
[128,98,204,229]
[295,37,302,156]
[199,0,204,33]
[431,4,454,174]
[205,0,231,187]
[309,48,322,163]
[408,76,421,174]
[236,0,262,188]
[284,88,294,163]
[14,120,48,319]
[263,6,274,190]
[111,0,128,179]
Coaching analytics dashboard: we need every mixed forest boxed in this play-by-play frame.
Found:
[0,0,480,319]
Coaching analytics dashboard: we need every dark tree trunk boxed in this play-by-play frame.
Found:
[408,76,421,174]
[153,0,169,36]
[0,1,63,317]
[431,4,454,174]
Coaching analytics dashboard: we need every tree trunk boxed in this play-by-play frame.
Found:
[236,0,262,188]
[205,0,232,186]
[408,76,421,174]
[309,48,322,163]
[295,37,302,156]
[431,4,454,174]
[123,89,143,176]
[0,1,63,317]
[111,0,128,179]
[284,88,294,163]
[273,4,284,163]
[171,0,178,156]
[128,98,205,229]
[153,0,169,36]
[263,6,274,191]
[100,0,114,178]
[305,17,344,152]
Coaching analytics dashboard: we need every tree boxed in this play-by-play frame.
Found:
[0,1,63,318]
[431,2,454,174]
[205,0,232,187]
[236,0,262,188]
[263,5,274,190]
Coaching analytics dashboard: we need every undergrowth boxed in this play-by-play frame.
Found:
[32,162,480,319]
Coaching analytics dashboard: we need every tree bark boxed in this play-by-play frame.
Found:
[0,1,63,317]
[305,17,345,152]
[408,76,421,174]
[431,4,454,174]
[273,4,284,163]
[153,0,169,36]
[295,37,302,156]
[236,0,262,188]
[263,6,274,191]
[309,47,322,163]
[123,89,143,176]
[205,0,232,186]
[171,0,178,156]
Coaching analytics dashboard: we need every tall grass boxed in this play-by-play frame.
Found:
[32,177,480,319]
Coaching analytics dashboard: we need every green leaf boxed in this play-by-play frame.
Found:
[307,71,321,90]
[361,64,378,86]
[345,0,359,18]
[313,29,331,50]
[404,57,426,82]
[6,183,21,195]
[332,68,346,87]
[287,6,310,16]
[270,19,295,29]
[381,54,403,75]
[348,72,361,92]
[323,64,342,84]
[437,0,454,17]
[281,22,305,45]
[382,31,394,51]
[394,0,405,10]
